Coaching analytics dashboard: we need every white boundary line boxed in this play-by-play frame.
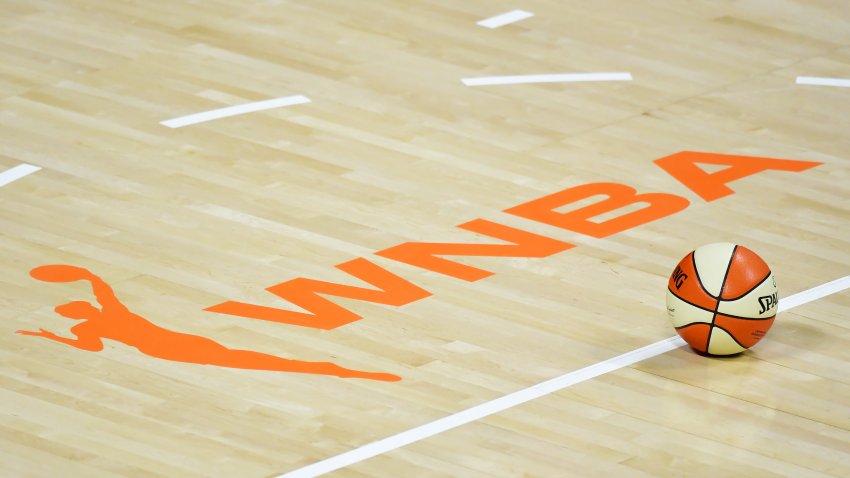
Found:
[462,72,632,86]
[796,76,850,88]
[276,275,850,478]
[477,10,534,29]
[160,95,311,128]
[0,164,41,188]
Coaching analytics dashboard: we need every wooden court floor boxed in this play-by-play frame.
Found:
[2,1,850,477]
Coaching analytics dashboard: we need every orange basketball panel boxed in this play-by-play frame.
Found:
[713,313,775,349]
[721,246,771,300]
[675,322,711,354]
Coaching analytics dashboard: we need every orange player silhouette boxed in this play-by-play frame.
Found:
[17,265,400,382]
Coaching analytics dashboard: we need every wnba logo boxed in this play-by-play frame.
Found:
[19,152,821,380]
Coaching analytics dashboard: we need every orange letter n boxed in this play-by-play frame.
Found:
[375,219,573,282]
[205,258,431,330]
[504,182,690,238]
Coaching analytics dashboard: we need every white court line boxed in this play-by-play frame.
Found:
[276,336,687,478]
[796,76,850,88]
[0,164,41,188]
[277,275,850,478]
[778,275,850,312]
[477,9,534,29]
[161,95,311,128]
[462,72,632,86]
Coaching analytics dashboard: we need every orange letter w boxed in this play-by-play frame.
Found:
[205,258,431,330]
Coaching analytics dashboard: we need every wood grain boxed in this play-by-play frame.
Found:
[2,1,849,477]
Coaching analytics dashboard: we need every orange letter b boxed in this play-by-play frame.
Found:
[504,182,689,238]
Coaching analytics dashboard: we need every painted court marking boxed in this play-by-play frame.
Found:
[778,275,850,312]
[0,164,41,188]
[462,72,632,86]
[277,275,850,478]
[796,76,850,88]
[161,95,311,128]
[477,9,534,29]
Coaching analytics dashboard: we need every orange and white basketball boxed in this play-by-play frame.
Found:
[666,243,779,355]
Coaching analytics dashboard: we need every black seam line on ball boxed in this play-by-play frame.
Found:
[708,246,738,353]
[670,287,775,321]
[690,251,716,299]
[710,324,749,349]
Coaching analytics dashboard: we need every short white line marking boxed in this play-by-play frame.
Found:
[161,95,311,128]
[276,276,849,478]
[462,72,632,86]
[477,9,534,29]
[796,76,850,88]
[0,164,41,188]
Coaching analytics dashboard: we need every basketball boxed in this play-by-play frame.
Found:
[666,243,779,355]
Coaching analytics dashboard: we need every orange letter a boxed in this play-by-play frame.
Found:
[654,151,822,202]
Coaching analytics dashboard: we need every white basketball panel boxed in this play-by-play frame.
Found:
[707,327,747,355]
[666,289,715,328]
[693,242,737,297]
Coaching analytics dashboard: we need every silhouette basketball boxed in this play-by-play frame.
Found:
[666,243,778,355]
